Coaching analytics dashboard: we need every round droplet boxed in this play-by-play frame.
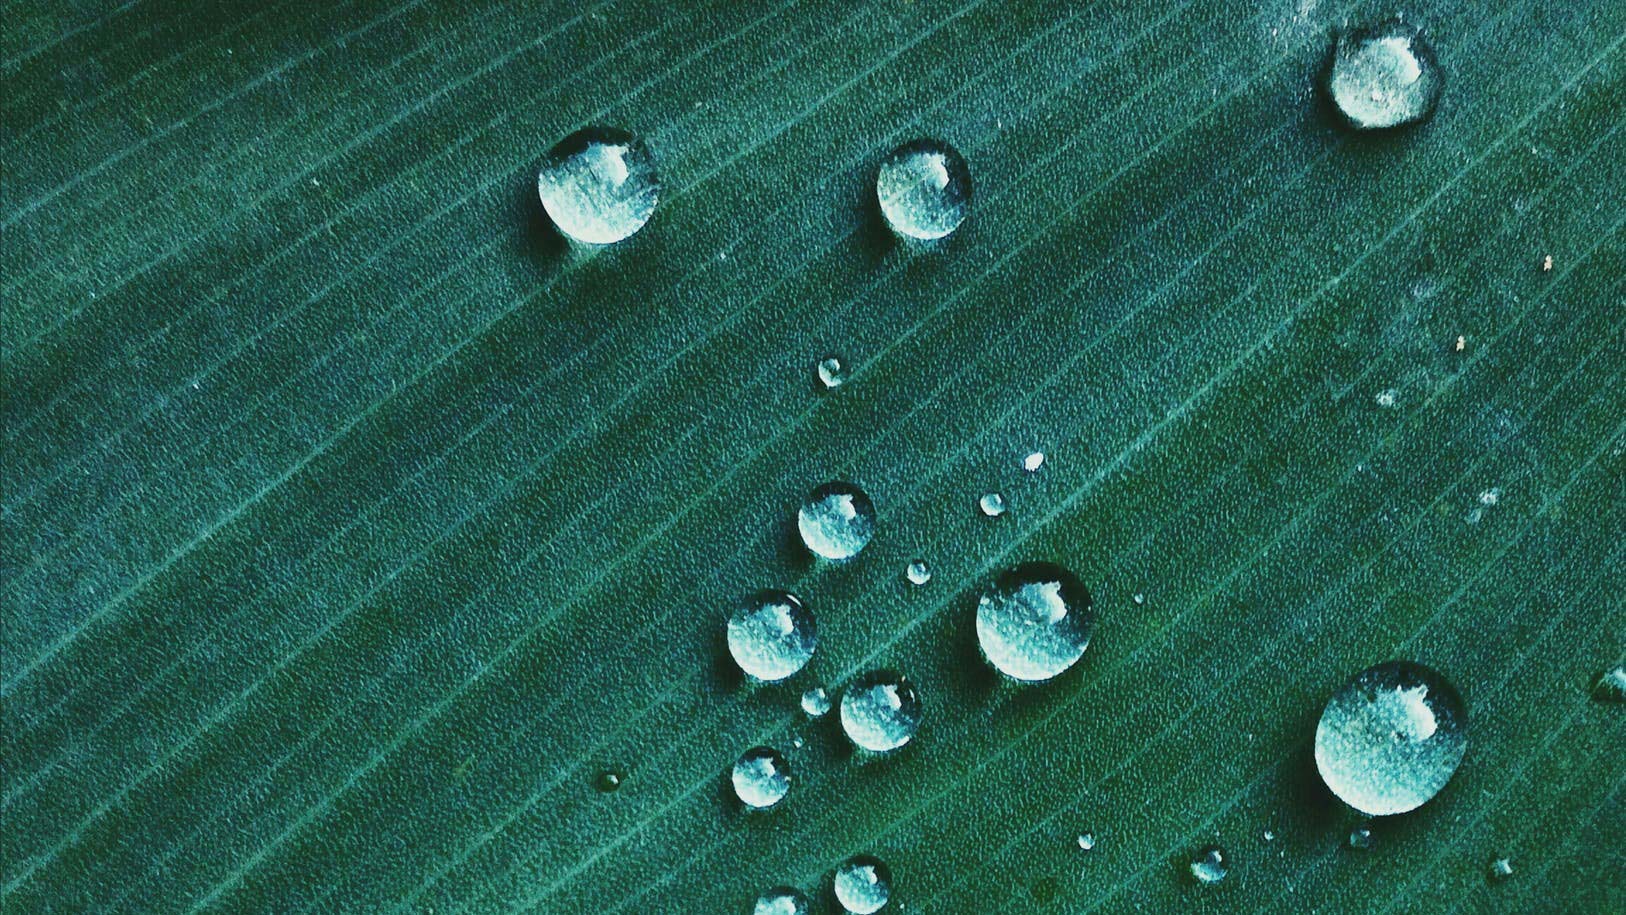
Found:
[905,559,932,586]
[1592,665,1626,702]
[818,357,847,389]
[594,767,625,793]
[801,687,832,718]
[732,747,791,809]
[1348,823,1375,849]
[1488,857,1514,880]
[975,562,1094,682]
[840,670,923,752]
[1022,451,1046,472]
[798,481,876,561]
[1189,846,1228,885]
[978,492,1007,517]
[876,138,971,241]
[537,127,659,244]
[1314,661,1468,816]
[833,855,892,914]
[1376,389,1399,408]
[1263,829,1276,842]
[727,590,817,682]
[1076,832,1097,851]
[1326,22,1443,130]
[754,887,809,915]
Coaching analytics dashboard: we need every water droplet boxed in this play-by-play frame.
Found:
[798,481,876,560]
[732,746,792,809]
[1326,22,1442,130]
[1132,592,1146,606]
[833,855,893,913]
[727,590,817,682]
[840,670,923,752]
[978,492,1007,517]
[1314,661,1468,815]
[537,127,659,244]
[876,138,971,241]
[1189,846,1228,885]
[801,687,832,718]
[1592,665,1626,702]
[1263,829,1276,842]
[1076,832,1097,851]
[1488,857,1514,880]
[754,887,809,915]
[1376,389,1398,408]
[594,767,625,792]
[1348,823,1375,849]
[818,356,847,389]
[1022,451,1046,472]
[975,562,1094,682]
[1478,487,1502,507]
[905,559,932,586]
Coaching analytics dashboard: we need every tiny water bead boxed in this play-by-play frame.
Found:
[976,562,1094,682]
[1314,661,1468,816]
[798,481,876,560]
[1075,832,1097,851]
[876,138,972,241]
[818,356,848,389]
[753,887,809,915]
[593,767,625,793]
[1348,823,1375,849]
[905,559,932,586]
[732,747,792,809]
[1591,665,1626,702]
[978,492,1007,517]
[727,590,817,681]
[1022,450,1046,472]
[1489,857,1514,880]
[536,126,659,244]
[1326,22,1443,130]
[801,686,832,718]
[833,855,893,913]
[1189,846,1228,885]
[840,670,923,752]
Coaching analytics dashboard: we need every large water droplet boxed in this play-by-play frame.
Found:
[905,559,932,586]
[876,138,971,241]
[833,855,893,913]
[537,127,659,244]
[840,670,923,752]
[1314,661,1467,815]
[1592,665,1626,702]
[732,746,791,809]
[975,562,1094,682]
[798,481,876,560]
[1326,23,1442,130]
[818,356,848,389]
[727,590,817,681]
[1189,846,1228,884]
[753,887,809,915]
[801,686,832,718]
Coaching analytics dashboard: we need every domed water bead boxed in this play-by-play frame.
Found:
[797,481,876,560]
[1325,22,1443,130]
[1189,846,1228,884]
[732,747,792,809]
[833,855,892,913]
[753,887,809,915]
[1592,665,1626,702]
[978,492,1007,517]
[536,126,659,244]
[727,590,817,681]
[840,670,923,752]
[1314,661,1467,815]
[876,138,971,241]
[801,686,832,718]
[905,559,932,586]
[817,356,848,389]
[975,562,1094,682]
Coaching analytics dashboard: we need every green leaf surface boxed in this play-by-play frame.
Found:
[3,0,1623,912]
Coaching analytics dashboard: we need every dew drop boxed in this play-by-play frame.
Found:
[727,590,817,682]
[840,670,923,752]
[818,356,848,389]
[801,686,832,718]
[876,138,971,241]
[1314,661,1468,815]
[975,562,1094,682]
[1189,846,1228,885]
[978,492,1007,517]
[1478,487,1502,507]
[537,127,659,244]
[798,481,876,561]
[732,747,792,809]
[1076,832,1097,851]
[753,887,809,915]
[1023,450,1046,472]
[1376,389,1398,408]
[1263,829,1276,842]
[593,767,625,793]
[833,855,893,913]
[1348,823,1375,849]
[905,559,932,586]
[1488,857,1514,880]
[1132,592,1146,606]
[1592,665,1626,703]
[1326,22,1442,131]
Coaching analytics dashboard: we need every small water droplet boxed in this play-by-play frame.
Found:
[594,767,625,793]
[1592,666,1626,702]
[798,481,876,560]
[833,855,893,913]
[1022,451,1046,472]
[727,590,817,682]
[1326,23,1442,130]
[876,138,971,241]
[1263,829,1276,842]
[754,886,809,915]
[732,747,791,809]
[537,127,659,244]
[791,735,805,749]
[818,357,847,389]
[1376,389,1398,408]
[1189,846,1228,885]
[1132,592,1146,606]
[1477,487,1502,507]
[1076,832,1097,851]
[978,492,1007,517]
[801,687,832,718]
[905,559,932,586]
[840,670,923,752]
[1348,823,1375,849]
[1488,857,1514,880]
[1314,661,1468,815]
[976,562,1094,682]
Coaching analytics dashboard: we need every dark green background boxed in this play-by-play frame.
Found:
[2,0,1622,912]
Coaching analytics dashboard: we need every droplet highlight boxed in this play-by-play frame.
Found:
[732,746,792,809]
[876,138,971,241]
[975,562,1094,682]
[727,590,817,682]
[798,481,876,561]
[1189,846,1228,885]
[537,126,659,244]
[1326,22,1442,130]
[1314,660,1468,815]
[833,855,893,913]
[840,670,923,753]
